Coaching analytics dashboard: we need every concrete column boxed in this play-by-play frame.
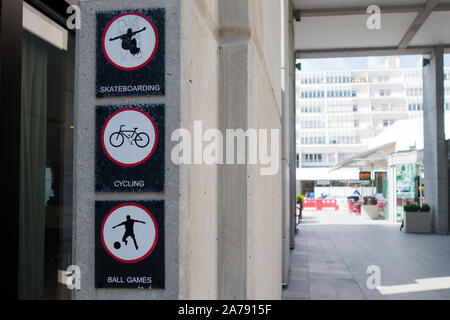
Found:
[218,38,250,300]
[388,163,396,223]
[423,46,449,234]
[288,0,297,253]
[74,0,285,300]
[217,0,283,299]
[73,0,181,299]
[281,0,294,287]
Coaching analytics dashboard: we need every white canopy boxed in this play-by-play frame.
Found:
[330,142,396,171]
[368,117,424,152]
[294,0,450,57]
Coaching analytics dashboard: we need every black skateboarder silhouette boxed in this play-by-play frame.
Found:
[109,27,147,56]
[113,215,146,250]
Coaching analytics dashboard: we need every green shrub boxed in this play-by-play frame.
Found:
[404,204,420,212]
[419,204,431,212]
[296,194,304,205]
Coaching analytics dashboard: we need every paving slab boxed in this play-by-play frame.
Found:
[283,210,450,300]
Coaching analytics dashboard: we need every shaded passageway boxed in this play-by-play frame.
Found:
[283,211,450,300]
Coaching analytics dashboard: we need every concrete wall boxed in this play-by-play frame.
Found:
[73,0,181,299]
[181,0,290,299]
[178,0,220,299]
[282,0,296,285]
[423,47,449,234]
[73,0,292,300]
[217,0,285,299]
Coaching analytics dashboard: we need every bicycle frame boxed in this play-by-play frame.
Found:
[117,125,138,140]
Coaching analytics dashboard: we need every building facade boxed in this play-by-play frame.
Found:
[296,57,450,190]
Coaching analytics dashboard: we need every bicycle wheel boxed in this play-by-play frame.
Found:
[135,132,150,148]
[109,132,124,148]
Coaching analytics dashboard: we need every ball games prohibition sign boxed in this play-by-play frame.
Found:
[102,12,159,71]
[101,203,158,264]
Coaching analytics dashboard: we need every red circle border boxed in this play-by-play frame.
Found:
[102,12,159,71]
[101,203,159,264]
[101,107,159,167]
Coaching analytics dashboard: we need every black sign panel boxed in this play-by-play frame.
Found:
[95,201,165,289]
[96,9,165,97]
[95,104,164,192]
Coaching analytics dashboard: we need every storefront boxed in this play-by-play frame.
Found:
[374,171,389,219]
[391,151,424,223]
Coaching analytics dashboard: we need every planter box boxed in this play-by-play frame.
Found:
[404,211,432,233]
[361,205,379,220]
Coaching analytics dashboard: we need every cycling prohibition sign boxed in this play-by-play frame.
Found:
[101,108,158,167]
[101,203,158,263]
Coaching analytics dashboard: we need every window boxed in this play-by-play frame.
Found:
[383,120,395,127]
[353,105,358,112]
[302,153,325,165]
[17,3,75,300]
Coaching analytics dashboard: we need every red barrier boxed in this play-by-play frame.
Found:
[302,199,339,211]
[302,198,317,210]
[318,199,339,211]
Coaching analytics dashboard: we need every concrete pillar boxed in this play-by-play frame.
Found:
[423,46,449,234]
[74,0,285,300]
[288,0,297,253]
[281,0,295,287]
[388,163,397,223]
[73,0,181,299]
[217,0,283,299]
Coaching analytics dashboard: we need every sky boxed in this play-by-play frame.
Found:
[299,54,450,71]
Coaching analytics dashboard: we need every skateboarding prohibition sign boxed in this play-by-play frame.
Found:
[102,12,159,70]
[101,107,158,167]
[101,203,158,263]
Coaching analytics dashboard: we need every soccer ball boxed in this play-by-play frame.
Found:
[113,241,121,249]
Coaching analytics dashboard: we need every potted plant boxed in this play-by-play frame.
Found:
[296,194,304,224]
[361,196,379,219]
[403,203,431,233]
[296,194,303,206]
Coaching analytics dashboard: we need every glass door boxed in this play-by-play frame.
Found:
[18,2,75,300]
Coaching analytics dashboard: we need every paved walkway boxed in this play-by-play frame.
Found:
[283,210,450,300]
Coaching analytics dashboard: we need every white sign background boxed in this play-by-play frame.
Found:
[102,108,158,167]
[102,12,158,70]
[101,203,157,263]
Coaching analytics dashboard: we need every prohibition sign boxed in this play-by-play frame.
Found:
[101,203,158,263]
[101,108,158,167]
[102,12,159,70]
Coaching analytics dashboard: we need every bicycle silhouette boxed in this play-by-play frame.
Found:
[109,125,150,148]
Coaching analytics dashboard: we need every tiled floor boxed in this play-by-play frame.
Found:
[283,210,450,300]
